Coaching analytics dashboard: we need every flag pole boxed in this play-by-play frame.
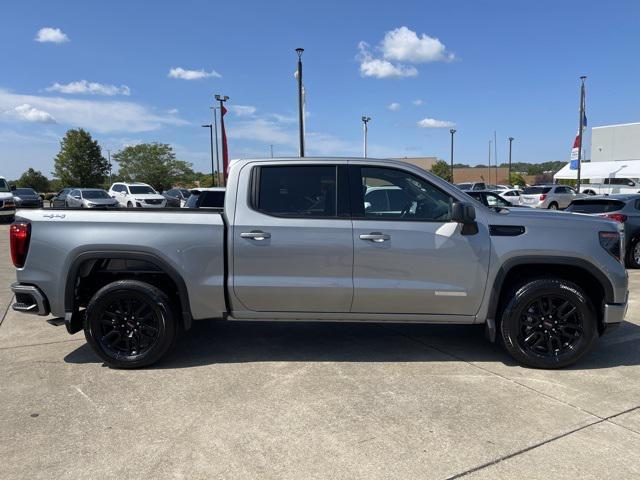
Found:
[576,76,587,192]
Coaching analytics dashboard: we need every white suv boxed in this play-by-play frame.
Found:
[0,176,16,221]
[108,182,167,208]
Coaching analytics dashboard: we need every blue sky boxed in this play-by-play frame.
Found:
[1,0,639,179]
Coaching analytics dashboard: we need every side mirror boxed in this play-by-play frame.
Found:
[10,185,16,191]
[452,202,478,235]
[452,202,476,224]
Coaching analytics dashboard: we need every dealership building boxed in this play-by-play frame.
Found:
[591,122,640,162]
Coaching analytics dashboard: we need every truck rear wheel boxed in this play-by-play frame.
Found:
[84,280,177,368]
[499,278,597,369]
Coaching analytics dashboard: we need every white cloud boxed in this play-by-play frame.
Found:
[357,27,453,79]
[381,26,454,63]
[412,99,424,106]
[0,89,188,133]
[417,118,455,128]
[388,102,401,111]
[35,27,69,44]
[229,118,296,146]
[230,105,257,117]
[5,104,56,123]
[46,80,131,96]
[168,67,221,80]
[167,108,179,114]
[357,42,417,79]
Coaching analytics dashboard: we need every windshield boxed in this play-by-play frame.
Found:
[567,200,625,214]
[523,186,552,194]
[83,190,111,199]
[185,193,199,208]
[456,183,472,191]
[180,189,191,197]
[14,188,37,196]
[0,179,9,193]
[129,185,156,194]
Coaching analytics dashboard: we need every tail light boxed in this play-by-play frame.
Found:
[601,213,627,223]
[599,231,621,261]
[10,222,31,268]
[539,194,547,201]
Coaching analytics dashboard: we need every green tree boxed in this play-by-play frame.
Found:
[509,172,526,187]
[17,168,50,192]
[53,129,108,187]
[430,160,452,182]
[113,143,194,192]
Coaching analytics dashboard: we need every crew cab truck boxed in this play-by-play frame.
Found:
[10,158,628,369]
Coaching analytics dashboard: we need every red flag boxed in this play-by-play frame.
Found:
[220,105,229,183]
[572,134,581,149]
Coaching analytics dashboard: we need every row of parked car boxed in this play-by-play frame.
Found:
[51,183,226,209]
[0,176,226,222]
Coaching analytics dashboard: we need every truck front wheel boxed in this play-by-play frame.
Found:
[499,278,597,369]
[84,280,177,368]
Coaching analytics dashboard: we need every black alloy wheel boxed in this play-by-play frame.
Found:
[518,295,583,358]
[84,280,177,368]
[500,278,597,369]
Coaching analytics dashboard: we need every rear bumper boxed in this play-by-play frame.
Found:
[11,283,50,316]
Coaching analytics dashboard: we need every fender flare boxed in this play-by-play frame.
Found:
[486,255,615,323]
[64,250,193,332]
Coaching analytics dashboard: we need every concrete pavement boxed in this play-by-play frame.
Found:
[1,223,639,479]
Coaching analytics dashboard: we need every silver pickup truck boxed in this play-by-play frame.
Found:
[10,158,628,369]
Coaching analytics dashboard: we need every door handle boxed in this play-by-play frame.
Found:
[240,231,271,240]
[359,232,391,243]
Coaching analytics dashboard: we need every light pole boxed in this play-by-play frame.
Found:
[210,106,220,186]
[215,94,229,185]
[295,47,305,157]
[576,76,587,192]
[270,144,274,158]
[107,149,112,185]
[449,129,456,183]
[201,124,215,185]
[508,137,514,184]
[362,116,371,157]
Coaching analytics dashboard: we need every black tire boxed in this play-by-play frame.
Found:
[626,237,640,269]
[84,280,177,368]
[127,201,133,208]
[548,202,558,210]
[499,278,597,369]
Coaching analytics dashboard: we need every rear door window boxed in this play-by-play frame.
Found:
[254,165,339,218]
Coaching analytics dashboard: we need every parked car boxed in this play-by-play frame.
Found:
[567,194,640,268]
[466,190,529,209]
[519,184,583,209]
[11,187,43,208]
[162,188,192,208]
[495,188,522,205]
[11,157,627,370]
[0,176,16,222]
[65,189,120,209]
[108,182,166,208]
[50,188,73,207]
[455,182,487,191]
[184,188,226,209]
[581,177,640,196]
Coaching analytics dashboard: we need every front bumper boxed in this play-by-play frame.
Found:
[602,293,628,334]
[136,201,166,208]
[11,283,50,316]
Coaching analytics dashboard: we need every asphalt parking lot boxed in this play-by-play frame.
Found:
[1,222,640,479]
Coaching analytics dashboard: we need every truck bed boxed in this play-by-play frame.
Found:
[14,208,227,320]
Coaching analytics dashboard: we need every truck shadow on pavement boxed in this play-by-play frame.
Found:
[64,319,640,371]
